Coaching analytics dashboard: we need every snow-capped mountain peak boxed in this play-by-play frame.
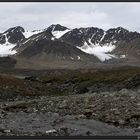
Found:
[0,26,45,57]
[52,29,70,39]
[47,24,69,32]
[0,25,140,64]
[46,24,71,39]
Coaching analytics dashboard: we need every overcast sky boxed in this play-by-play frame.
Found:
[0,2,140,32]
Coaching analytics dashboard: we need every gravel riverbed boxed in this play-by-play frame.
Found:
[0,89,139,136]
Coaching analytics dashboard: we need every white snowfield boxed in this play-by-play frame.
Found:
[0,34,16,57]
[23,30,43,38]
[77,42,117,62]
[0,30,43,57]
[0,42,16,57]
[52,29,70,39]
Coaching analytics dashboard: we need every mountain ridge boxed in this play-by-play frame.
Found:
[0,24,140,69]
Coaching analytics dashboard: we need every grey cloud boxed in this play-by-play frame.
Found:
[0,2,139,32]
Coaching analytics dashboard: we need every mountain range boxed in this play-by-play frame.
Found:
[0,24,140,69]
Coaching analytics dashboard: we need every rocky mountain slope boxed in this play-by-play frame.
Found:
[15,30,96,60]
[0,24,140,69]
[60,26,140,61]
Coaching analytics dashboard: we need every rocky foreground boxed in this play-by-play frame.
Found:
[0,89,139,136]
[0,67,139,136]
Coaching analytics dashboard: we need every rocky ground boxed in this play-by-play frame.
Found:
[0,90,140,136]
[0,67,139,136]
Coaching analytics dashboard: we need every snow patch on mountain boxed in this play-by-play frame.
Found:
[0,44,16,57]
[52,29,70,39]
[0,35,16,57]
[70,57,74,60]
[77,42,117,61]
[99,31,106,42]
[120,54,126,58]
[51,37,55,40]
[23,30,43,38]
[22,39,30,45]
[77,56,81,60]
